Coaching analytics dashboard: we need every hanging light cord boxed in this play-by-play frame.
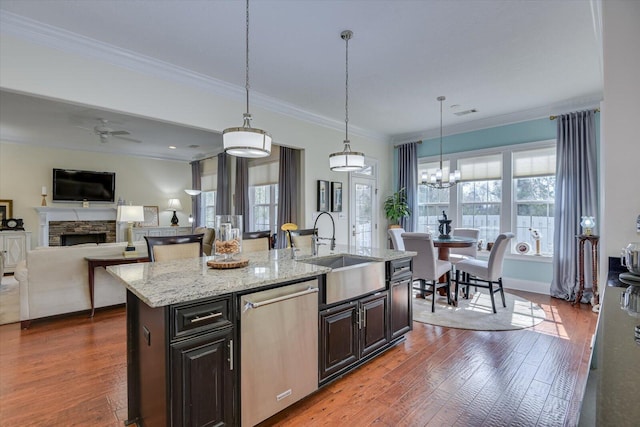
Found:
[244,0,251,120]
[439,96,444,171]
[344,32,349,144]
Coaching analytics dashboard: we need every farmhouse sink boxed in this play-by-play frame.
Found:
[298,255,385,304]
[298,254,373,269]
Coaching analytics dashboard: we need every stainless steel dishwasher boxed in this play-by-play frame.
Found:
[240,279,319,427]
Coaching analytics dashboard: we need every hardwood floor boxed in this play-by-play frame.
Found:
[0,290,597,426]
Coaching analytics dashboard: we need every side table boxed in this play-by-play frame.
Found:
[85,255,148,317]
[575,234,599,308]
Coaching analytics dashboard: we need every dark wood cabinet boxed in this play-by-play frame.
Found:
[319,292,388,382]
[360,293,389,357]
[171,328,234,427]
[126,292,235,427]
[390,277,412,340]
[388,258,413,341]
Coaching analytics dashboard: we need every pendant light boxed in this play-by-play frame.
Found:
[223,0,272,158]
[329,30,365,172]
[422,96,460,189]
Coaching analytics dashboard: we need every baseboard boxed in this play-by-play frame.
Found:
[502,277,549,295]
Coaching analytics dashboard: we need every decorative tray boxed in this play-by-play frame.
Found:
[207,258,249,269]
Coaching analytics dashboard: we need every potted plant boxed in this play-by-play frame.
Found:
[384,187,410,227]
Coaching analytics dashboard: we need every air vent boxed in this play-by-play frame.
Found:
[453,109,478,116]
[188,144,200,149]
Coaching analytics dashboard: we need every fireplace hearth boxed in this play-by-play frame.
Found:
[61,233,107,246]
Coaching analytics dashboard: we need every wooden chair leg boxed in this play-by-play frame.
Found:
[498,277,506,307]
[446,272,451,305]
[455,270,460,305]
[431,280,436,313]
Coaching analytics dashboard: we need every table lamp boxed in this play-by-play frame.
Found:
[580,216,596,236]
[167,198,183,226]
[117,205,145,257]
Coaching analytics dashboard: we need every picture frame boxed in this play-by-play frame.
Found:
[138,205,159,227]
[331,182,343,212]
[0,199,13,222]
[317,180,329,212]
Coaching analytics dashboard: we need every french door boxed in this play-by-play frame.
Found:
[349,160,378,249]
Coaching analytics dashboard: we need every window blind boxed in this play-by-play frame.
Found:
[459,154,502,181]
[200,157,218,191]
[513,147,556,178]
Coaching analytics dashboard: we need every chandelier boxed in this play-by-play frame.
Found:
[422,96,460,189]
[329,30,365,172]
[223,0,272,158]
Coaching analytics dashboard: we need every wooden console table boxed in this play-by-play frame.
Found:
[85,255,148,317]
[575,234,599,307]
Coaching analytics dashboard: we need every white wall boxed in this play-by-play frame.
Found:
[0,34,394,248]
[601,1,640,261]
[0,142,191,248]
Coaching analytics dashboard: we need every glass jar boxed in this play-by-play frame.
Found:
[214,215,243,260]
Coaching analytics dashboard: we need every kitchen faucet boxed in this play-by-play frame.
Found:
[312,211,336,254]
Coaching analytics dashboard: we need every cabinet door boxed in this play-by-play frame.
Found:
[2,233,26,270]
[171,327,234,427]
[319,302,359,380]
[390,278,413,340]
[360,293,389,358]
[132,229,149,241]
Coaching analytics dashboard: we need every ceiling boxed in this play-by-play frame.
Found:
[0,0,603,161]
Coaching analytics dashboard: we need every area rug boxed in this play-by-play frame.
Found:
[0,275,20,325]
[413,289,546,331]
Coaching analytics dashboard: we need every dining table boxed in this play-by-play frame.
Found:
[431,235,477,298]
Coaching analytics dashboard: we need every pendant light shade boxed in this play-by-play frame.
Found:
[422,96,460,189]
[223,0,271,158]
[330,30,365,172]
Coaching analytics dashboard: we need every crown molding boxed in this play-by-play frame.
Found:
[0,11,388,143]
[391,95,602,144]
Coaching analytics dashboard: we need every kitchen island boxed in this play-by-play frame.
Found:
[108,245,415,427]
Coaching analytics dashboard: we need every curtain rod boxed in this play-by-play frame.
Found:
[550,108,600,120]
[393,140,423,148]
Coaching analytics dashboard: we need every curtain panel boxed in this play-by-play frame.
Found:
[276,147,300,249]
[216,153,231,215]
[397,142,418,231]
[190,160,201,230]
[235,158,250,231]
[550,110,598,302]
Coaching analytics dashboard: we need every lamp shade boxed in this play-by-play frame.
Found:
[167,198,183,211]
[117,205,144,223]
[329,150,365,172]
[223,127,272,158]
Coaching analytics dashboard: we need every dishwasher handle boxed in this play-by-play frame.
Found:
[243,287,319,311]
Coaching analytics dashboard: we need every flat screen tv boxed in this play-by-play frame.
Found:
[52,168,116,202]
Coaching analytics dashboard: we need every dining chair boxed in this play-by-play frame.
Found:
[454,232,515,313]
[401,232,452,312]
[289,228,318,249]
[387,227,406,250]
[449,228,480,264]
[144,234,204,262]
[242,231,271,253]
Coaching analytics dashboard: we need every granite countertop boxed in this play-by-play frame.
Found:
[106,245,415,308]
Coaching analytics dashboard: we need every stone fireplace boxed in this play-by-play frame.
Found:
[50,221,115,246]
[35,207,123,247]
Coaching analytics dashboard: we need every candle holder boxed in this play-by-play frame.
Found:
[41,193,47,206]
[437,210,452,239]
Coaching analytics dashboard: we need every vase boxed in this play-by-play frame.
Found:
[214,215,243,260]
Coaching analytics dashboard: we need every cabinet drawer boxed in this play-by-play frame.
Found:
[172,298,232,339]
[387,258,412,280]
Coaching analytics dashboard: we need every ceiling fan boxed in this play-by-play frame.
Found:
[80,118,142,143]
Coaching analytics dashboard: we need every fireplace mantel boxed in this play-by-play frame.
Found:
[34,206,118,246]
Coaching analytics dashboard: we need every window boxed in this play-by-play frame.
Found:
[459,154,502,243]
[513,147,556,254]
[248,150,279,233]
[249,184,278,232]
[201,191,217,228]
[417,141,556,255]
[417,160,450,232]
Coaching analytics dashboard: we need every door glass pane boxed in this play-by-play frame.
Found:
[354,182,373,250]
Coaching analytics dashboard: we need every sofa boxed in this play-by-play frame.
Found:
[194,226,214,255]
[15,241,148,328]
